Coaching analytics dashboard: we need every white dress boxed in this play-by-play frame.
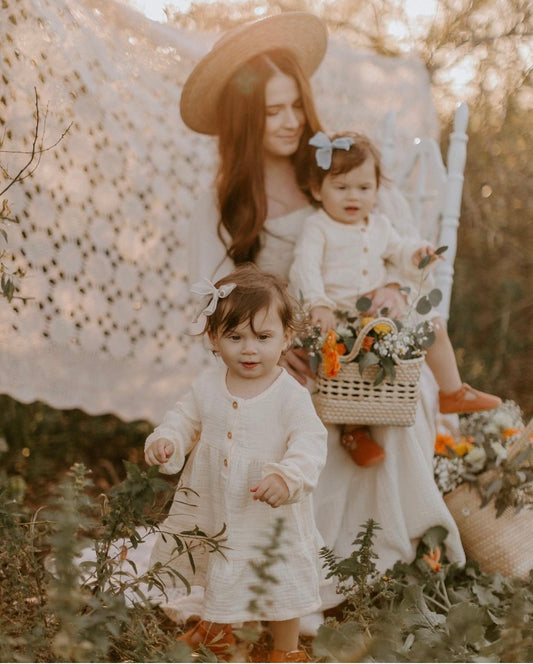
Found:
[146,365,328,622]
[188,190,466,611]
[289,208,429,312]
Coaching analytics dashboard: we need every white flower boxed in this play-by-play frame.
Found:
[464,445,487,472]
[490,441,508,463]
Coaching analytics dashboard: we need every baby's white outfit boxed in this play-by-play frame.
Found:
[147,365,328,623]
[289,208,430,312]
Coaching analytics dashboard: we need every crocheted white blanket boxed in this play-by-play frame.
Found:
[0,0,438,422]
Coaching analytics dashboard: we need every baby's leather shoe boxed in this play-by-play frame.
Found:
[177,620,235,657]
[439,383,502,414]
[341,426,385,466]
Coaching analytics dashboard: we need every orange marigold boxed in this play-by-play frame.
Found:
[362,335,374,352]
[322,330,341,378]
[435,433,455,456]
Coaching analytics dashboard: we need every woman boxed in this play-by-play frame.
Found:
[181,11,465,625]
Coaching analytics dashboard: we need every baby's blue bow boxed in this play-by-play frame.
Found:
[309,132,354,170]
[191,277,236,321]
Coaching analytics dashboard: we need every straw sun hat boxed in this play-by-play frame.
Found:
[180,12,328,135]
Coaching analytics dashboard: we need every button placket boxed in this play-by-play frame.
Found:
[224,399,240,469]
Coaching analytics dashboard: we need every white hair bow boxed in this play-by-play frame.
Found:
[191,277,237,321]
[309,131,354,170]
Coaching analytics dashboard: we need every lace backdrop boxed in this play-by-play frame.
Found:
[0,0,438,422]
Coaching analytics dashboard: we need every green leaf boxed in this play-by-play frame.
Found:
[313,622,368,663]
[428,288,443,307]
[358,351,380,375]
[356,296,372,312]
[435,245,448,255]
[416,296,432,315]
[418,255,432,269]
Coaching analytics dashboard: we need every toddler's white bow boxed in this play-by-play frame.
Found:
[309,131,354,170]
[191,277,236,321]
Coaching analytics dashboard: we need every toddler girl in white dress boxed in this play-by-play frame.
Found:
[145,263,327,662]
[290,131,501,466]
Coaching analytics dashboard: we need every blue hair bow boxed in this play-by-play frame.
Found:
[309,131,354,170]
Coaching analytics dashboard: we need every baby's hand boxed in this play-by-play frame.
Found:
[412,245,442,267]
[250,474,290,508]
[145,438,174,466]
[311,306,337,335]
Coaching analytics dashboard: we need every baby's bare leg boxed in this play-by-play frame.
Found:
[425,316,462,393]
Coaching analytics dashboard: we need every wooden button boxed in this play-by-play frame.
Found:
[362,269,368,275]
[227,431,232,439]
[232,401,238,409]
[363,247,368,253]
[223,458,228,467]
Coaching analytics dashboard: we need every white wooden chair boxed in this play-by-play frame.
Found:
[382,103,469,322]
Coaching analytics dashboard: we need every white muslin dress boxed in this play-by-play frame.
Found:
[187,188,466,612]
[289,208,431,312]
[147,365,328,622]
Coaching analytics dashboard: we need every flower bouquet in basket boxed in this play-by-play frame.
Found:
[294,290,439,427]
[435,403,533,578]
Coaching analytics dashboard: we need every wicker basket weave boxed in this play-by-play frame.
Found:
[313,317,425,426]
[444,419,533,579]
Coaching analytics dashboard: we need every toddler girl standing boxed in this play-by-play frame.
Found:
[145,263,327,663]
[290,131,500,467]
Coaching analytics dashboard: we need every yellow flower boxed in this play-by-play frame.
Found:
[453,437,475,457]
[373,322,392,335]
[422,546,442,573]
[361,316,375,327]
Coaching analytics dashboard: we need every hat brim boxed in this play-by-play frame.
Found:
[180,12,328,135]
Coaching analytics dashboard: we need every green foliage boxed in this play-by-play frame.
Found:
[315,519,533,662]
[0,462,228,662]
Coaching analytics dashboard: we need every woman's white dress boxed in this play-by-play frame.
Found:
[187,190,465,611]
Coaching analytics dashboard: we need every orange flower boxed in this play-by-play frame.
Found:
[362,335,374,352]
[502,427,521,440]
[435,433,474,458]
[322,330,341,378]
[422,546,442,573]
[337,343,347,356]
[435,433,455,456]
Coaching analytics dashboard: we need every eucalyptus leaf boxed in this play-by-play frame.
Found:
[428,288,443,306]
[435,245,448,255]
[418,255,432,269]
[356,295,372,312]
[416,296,432,315]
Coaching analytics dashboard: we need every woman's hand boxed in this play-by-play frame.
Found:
[311,305,337,335]
[250,473,290,508]
[367,285,407,319]
[279,347,315,386]
[145,438,174,466]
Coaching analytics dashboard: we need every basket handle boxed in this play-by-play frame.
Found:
[340,316,398,363]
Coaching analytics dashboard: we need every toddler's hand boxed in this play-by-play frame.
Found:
[145,438,174,466]
[250,474,290,508]
[311,306,336,335]
[412,245,442,267]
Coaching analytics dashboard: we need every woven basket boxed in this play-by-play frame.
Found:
[444,419,533,579]
[313,317,425,426]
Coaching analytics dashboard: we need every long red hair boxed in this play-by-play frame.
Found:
[216,49,322,264]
